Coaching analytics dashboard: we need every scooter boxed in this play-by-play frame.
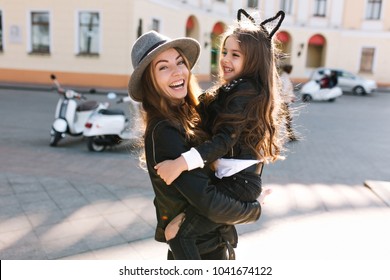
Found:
[49,74,108,146]
[300,80,343,102]
[83,93,142,152]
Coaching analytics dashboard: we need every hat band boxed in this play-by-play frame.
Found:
[138,40,167,64]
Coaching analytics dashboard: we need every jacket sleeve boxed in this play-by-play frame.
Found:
[153,122,261,224]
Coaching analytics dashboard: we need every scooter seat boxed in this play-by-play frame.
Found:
[98,108,125,116]
[77,100,99,111]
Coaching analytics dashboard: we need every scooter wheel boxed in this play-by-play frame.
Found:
[50,131,62,146]
[87,136,106,152]
[302,94,312,102]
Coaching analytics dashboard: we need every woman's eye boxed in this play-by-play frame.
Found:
[222,51,227,56]
[178,60,184,65]
[159,66,167,71]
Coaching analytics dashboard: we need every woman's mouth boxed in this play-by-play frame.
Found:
[169,79,185,89]
[223,67,233,73]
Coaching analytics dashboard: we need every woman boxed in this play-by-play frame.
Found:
[128,30,261,259]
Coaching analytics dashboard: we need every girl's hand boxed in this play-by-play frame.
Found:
[155,156,188,185]
[165,212,186,241]
[258,188,272,205]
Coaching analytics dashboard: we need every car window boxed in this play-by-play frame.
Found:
[340,71,355,80]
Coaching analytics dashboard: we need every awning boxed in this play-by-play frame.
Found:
[276,31,290,43]
[212,22,224,35]
[309,34,325,46]
[186,17,194,30]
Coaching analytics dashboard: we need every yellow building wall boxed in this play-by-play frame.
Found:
[0,0,134,88]
[1,0,390,88]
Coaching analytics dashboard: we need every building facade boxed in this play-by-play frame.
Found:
[0,0,389,89]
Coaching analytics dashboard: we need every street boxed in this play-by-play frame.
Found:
[1,87,389,185]
[0,86,390,260]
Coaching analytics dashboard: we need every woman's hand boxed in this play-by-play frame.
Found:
[258,188,272,205]
[209,160,218,171]
[165,212,186,241]
[155,156,188,185]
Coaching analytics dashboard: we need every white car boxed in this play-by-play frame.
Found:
[310,67,377,95]
[300,80,343,102]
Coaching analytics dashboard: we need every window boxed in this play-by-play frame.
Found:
[313,0,327,17]
[0,11,3,51]
[152,19,160,32]
[360,47,375,73]
[247,0,258,9]
[280,0,293,14]
[366,0,382,20]
[31,12,50,53]
[79,12,100,55]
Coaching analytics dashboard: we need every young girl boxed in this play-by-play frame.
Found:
[155,10,287,259]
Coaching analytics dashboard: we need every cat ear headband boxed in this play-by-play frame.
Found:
[237,9,285,39]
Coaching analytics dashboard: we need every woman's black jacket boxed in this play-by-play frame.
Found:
[144,118,261,245]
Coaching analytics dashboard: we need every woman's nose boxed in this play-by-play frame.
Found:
[172,66,183,76]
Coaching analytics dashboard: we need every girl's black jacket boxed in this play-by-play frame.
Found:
[196,78,260,164]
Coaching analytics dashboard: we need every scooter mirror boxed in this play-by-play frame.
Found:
[107,92,117,99]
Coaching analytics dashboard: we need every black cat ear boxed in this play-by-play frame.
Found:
[236,9,285,39]
[260,10,285,39]
[237,9,256,24]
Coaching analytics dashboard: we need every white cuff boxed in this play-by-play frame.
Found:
[181,148,204,171]
[214,158,261,179]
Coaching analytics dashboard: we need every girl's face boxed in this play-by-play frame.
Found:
[152,48,189,102]
[220,36,245,82]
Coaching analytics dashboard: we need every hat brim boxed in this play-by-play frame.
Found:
[128,38,200,102]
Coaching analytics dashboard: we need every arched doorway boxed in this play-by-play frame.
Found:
[185,15,199,39]
[210,22,226,76]
[306,34,326,68]
[276,30,292,65]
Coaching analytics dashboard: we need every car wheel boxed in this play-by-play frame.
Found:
[353,86,366,95]
[328,98,336,102]
[87,136,106,152]
[302,94,312,102]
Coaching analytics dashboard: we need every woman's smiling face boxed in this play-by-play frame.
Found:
[152,48,189,102]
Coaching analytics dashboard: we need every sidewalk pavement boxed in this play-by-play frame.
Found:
[66,180,390,260]
[1,171,389,260]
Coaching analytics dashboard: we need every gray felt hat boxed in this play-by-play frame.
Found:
[128,30,201,102]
